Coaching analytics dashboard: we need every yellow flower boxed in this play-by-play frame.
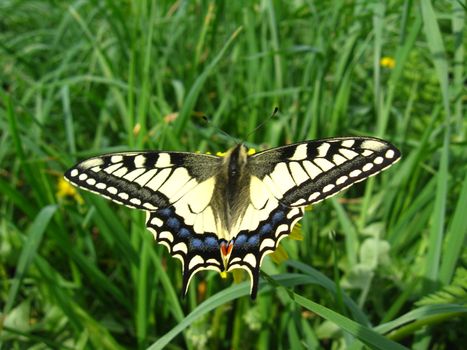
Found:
[57,177,83,204]
[380,56,395,69]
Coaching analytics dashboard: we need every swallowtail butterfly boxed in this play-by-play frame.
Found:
[65,137,400,299]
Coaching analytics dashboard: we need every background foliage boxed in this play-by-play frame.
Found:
[1,0,466,349]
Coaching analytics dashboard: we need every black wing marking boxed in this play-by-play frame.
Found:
[248,137,401,207]
[146,208,223,296]
[227,202,304,299]
[64,151,222,210]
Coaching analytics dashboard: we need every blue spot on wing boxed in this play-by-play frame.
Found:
[247,234,259,245]
[167,217,180,230]
[259,223,272,235]
[157,208,172,217]
[191,238,203,249]
[204,236,218,248]
[271,211,285,225]
[235,234,247,246]
[178,227,190,238]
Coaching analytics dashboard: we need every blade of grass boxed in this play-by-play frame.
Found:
[174,26,243,135]
[439,171,467,284]
[292,294,408,350]
[420,0,451,289]
[2,205,57,315]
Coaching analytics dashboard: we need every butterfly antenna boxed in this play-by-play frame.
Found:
[202,115,240,145]
[246,107,279,139]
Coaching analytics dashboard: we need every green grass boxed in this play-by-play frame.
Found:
[1,1,466,349]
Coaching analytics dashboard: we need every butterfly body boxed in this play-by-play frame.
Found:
[65,137,400,299]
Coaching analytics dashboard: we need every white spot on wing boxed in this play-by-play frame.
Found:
[289,162,309,185]
[260,238,275,251]
[244,253,257,267]
[362,163,374,172]
[86,178,96,185]
[340,149,359,160]
[317,142,331,157]
[111,155,123,163]
[309,192,320,201]
[275,224,288,237]
[336,176,348,185]
[118,192,129,200]
[151,217,163,227]
[107,187,117,195]
[362,150,374,157]
[81,158,104,169]
[303,160,322,179]
[314,158,335,171]
[292,198,306,206]
[103,163,122,174]
[374,156,384,164]
[96,183,106,190]
[130,198,141,206]
[79,173,88,181]
[323,184,335,193]
[287,207,301,219]
[159,231,174,242]
[361,140,385,151]
[189,255,204,270]
[342,140,355,148]
[134,155,146,168]
[290,144,308,160]
[156,153,172,167]
[113,167,128,177]
[134,169,158,186]
[385,149,395,159]
[145,168,171,191]
[173,242,188,255]
[143,203,157,210]
[333,154,347,165]
[206,258,221,266]
[123,168,146,182]
[270,163,296,194]
[70,169,78,177]
[349,169,362,177]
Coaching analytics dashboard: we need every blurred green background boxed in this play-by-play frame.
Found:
[1,1,466,349]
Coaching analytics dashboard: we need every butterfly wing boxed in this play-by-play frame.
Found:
[65,151,224,295]
[249,137,401,207]
[227,137,400,297]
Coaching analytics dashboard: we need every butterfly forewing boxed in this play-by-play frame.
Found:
[65,151,221,210]
[249,137,401,207]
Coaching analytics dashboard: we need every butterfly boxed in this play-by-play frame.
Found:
[64,137,400,299]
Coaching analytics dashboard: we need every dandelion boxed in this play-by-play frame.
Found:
[380,56,395,69]
[57,177,83,204]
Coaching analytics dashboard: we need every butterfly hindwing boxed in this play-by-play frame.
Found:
[248,137,401,207]
[227,202,304,298]
[146,209,223,295]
